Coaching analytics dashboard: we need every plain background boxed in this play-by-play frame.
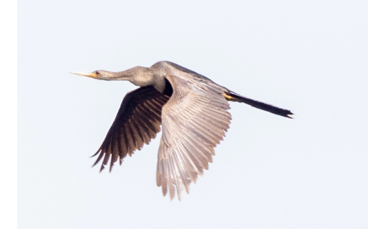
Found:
[16,0,367,228]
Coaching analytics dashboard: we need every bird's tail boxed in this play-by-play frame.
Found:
[224,91,293,118]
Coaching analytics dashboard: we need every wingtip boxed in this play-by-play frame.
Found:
[91,149,100,158]
[99,164,105,173]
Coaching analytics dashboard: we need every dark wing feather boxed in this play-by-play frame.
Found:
[93,86,170,172]
[156,65,232,200]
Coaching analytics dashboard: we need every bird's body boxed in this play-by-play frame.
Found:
[72,61,293,200]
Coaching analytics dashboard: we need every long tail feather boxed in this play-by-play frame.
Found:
[224,91,293,118]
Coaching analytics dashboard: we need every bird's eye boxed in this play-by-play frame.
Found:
[94,71,99,75]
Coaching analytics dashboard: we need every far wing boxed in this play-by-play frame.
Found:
[93,86,170,172]
[156,71,232,200]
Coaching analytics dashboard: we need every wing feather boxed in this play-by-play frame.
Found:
[93,86,170,172]
[156,67,231,200]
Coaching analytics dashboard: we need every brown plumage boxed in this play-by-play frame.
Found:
[71,61,293,200]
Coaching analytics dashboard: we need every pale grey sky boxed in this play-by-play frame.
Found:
[18,0,368,228]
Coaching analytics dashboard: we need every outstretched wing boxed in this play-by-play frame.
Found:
[93,86,170,172]
[156,66,232,200]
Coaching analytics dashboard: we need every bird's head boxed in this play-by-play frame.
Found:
[70,70,121,81]
[71,67,156,86]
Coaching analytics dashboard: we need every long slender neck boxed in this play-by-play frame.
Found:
[115,66,167,93]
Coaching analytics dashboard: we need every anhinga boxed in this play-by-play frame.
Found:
[71,61,293,200]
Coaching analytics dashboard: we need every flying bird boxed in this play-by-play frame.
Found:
[71,61,293,200]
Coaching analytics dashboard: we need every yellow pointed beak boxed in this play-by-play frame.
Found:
[70,71,97,78]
